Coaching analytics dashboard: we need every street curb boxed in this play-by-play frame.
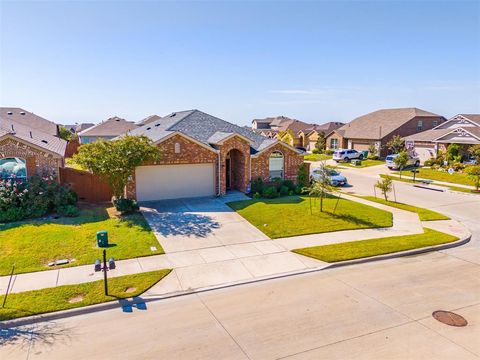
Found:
[1,231,471,328]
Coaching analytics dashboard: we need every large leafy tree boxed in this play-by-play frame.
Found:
[468,144,480,163]
[465,165,480,191]
[73,135,161,199]
[314,132,326,152]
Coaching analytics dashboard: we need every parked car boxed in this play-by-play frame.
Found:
[296,147,307,154]
[310,167,348,186]
[385,153,420,170]
[333,149,364,162]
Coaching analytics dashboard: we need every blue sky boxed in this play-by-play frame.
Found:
[1,1,479,126]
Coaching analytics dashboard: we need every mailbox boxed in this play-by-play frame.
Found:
[96,230,108,247]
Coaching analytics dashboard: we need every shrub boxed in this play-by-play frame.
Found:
[423,158,435,167]
[325,149,334,155]
[369,155,379,160]
[279,185,289,196]
[113,197,139,214]
[270,177,283,190]
[294,185,304,194]
[251,177,264,194]
[297,164,309,188]
[252,192,261,199]
[262,186,278,198]
[0,175,78,223]
[282,180,295,191]
[446,144,460,164]
[57,204,80,217]
[312,148,320,154]
[288,190,294,196]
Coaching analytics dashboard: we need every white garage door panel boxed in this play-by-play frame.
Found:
[135,164,215,201]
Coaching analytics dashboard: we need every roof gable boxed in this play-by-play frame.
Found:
[78,117,138,137]
[0,107,58,136]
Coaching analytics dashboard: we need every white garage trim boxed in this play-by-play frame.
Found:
[135,163,216,201]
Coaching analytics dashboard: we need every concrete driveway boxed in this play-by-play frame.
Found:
[140,193,269,253]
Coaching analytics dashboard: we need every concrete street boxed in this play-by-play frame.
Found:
[1,165,479,360]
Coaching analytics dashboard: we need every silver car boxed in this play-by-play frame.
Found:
[386,154,420,170]
[310,168,348,186]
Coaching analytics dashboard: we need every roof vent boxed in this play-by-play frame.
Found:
[20,112,26,115]
[115,119,120,121]
[146,127,151,130]
[7,111,13,115]
[155,123,161,127]
[170,113,176,117]
[41,139,48,144]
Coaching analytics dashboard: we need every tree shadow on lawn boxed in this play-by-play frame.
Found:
[326,211,393,229]
[228,195,305,211]
[145,212,220,238]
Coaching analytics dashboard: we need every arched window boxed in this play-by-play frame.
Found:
[0,157,27,180]
[174,142,181,154]
[269,151,284,179]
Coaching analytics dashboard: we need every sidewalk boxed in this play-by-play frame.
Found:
[0,195,469,298]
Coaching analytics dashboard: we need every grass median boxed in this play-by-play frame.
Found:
[0,207,164,276]
[293,228,458,263]
[0,269,171,321]
[380,174,479,195]
[228,195,392,239]
[358,195,450,221]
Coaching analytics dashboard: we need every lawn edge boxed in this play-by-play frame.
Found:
[0,269,171,324]
[297,231,470,269]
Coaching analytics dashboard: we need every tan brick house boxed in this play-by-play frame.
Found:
[124,110,303,201]
[0,109,66,179]
[325,108,446,157]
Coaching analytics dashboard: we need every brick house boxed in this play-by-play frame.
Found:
[404,114,480,163]
[124,110,304,201]
[78,116,138,144]
[251,116,312,148]
[0,109,66,179]
[325,108,446,157]
[298,122,344,152]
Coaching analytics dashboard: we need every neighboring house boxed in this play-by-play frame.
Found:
[0,114,66,179]
[325,108,446,157]
[77,116,138,144]
[63,123,95,134]
[0,107,59,136]
[137,114,162,126]
[298,122,345,152]
[404,114,480,163]
[252,116,313,148]
[122,110,303,201]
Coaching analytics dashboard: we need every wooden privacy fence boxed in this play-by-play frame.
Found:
[60,167,113,203]
[65,138,80,158]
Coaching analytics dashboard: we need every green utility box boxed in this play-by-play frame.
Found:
[96,230,108,247]
[352,159,362,166]
[361,150,369,158]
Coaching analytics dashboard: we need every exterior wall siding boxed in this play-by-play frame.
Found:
[0,138,62,177]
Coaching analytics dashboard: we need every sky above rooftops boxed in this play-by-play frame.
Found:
[0,1,479,126]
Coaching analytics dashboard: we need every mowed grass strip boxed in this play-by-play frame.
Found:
[379,174,479,195]
[341,159,384,168]
[359,196,450,221]
[293,228,458,263]
[228,195,392,239]
[303,153,331,162]
[0,207,163,276]
[393,167,472,186]
[0,269,171,321]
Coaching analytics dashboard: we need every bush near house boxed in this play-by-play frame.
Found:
[0,175,78,223]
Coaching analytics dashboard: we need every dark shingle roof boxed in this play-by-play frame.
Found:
[128,110,278,153]
[78,117,138,137]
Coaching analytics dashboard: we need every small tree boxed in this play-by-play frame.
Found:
[465,165,480,191]
[73,135,161,199]
[367,143,377,158]
[314,132,326,153]
[59,126,75,141]
[468,144,480,163]
[394,151,409,178]
[386,135,405,154]
[308,161,335,212]
[375,177,393,201]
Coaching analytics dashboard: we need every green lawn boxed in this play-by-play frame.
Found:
[0,270,170,321]
[393,167,473,186]
[227,195,393,239]
[293,228,458,263]
[0,207,164,276]
[341,159,384,168]
[303,153,331,162]
[359,196,450,221]
[380,174,479,195]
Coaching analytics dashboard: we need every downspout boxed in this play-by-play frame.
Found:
[217,151,221,197]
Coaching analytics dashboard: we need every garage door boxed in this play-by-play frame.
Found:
[414,145,436,164]
[135,163,215,201]
[352,142,370,152]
